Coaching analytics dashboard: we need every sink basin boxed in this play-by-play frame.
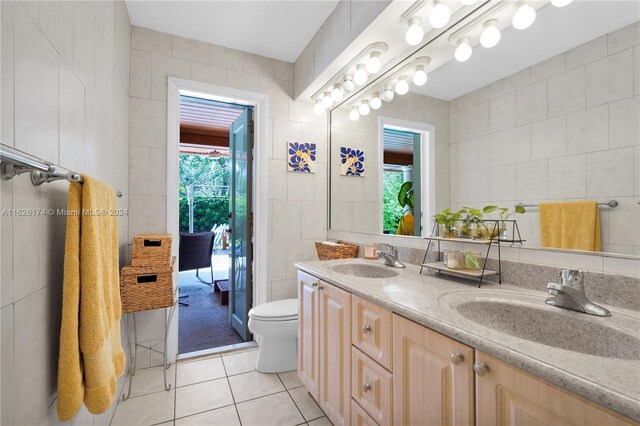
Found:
[331,263,400,279]
[456,300,640,360]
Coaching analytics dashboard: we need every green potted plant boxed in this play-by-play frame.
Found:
[492,205,526,239]
[396,181,415,235]
[462,206,498,239]
[434,208,461,238]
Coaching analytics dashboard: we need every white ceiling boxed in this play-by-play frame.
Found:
[124,0,339,62]
[413,1,640,100]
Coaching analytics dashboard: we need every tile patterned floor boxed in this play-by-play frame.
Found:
[111,348,330,426]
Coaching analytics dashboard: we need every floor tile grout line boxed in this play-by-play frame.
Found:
[279,373,309,424]
[172,402,237,423]
[221,353,244,426]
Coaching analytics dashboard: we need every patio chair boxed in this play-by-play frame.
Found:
[179,232,215,286]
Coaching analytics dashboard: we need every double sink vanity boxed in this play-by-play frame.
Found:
[295,258,640,426]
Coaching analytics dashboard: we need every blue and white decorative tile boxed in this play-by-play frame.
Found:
[340,147,365,176]
[287,142,316,173]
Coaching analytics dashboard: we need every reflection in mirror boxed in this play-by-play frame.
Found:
[329,0,639,257]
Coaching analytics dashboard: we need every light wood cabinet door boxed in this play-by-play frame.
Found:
[297,271,319,400]
[352,399,381,426]
[475,351,638,426]
[352,295,393,371]
[393,314,475,426]
[319,281,351,426]
[352,346,393,425]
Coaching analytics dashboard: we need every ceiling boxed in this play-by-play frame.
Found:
[125,0,339,62]
[413,1,640,100]
[180,96,244,131]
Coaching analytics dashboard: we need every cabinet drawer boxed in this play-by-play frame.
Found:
[351,399,380,426]
[352,347,393,425]
[352,295,393,371]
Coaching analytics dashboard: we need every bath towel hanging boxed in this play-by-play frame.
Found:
[539,201,601,252]
[57,175,125,421]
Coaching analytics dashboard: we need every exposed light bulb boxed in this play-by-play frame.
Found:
[429,1,450,29]
[395,76,410,96]
[342,75,355,93]
[321,92,333,109]
[405,17,424,46]
[413,65,428,86]
[358,100,370,116]
[454,37,472,62]
[512,1,536,30]
[370,94,382,110]
[349,106,360,121]
[480,19,501,48]
[550,0,573,6]
[313,99,324,115]
[461,0,478,4]
[353,64,368,86]
[331,84,344,102]
[381,85,395,102]
[366,51,382,74]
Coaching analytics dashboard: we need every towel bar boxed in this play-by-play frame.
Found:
[516,200,618,209]
[0,143,124,197]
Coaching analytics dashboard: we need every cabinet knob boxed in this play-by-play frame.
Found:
[311,281,324,290]
[449,352,464,365]
[362,383,372,393]
[362,325,371,334]
[474,362,490,376]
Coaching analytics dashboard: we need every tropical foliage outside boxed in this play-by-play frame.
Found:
[179,154,230,233]
[382,170,405,234]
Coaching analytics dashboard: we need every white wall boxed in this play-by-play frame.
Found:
[449,22,640,255]
[1,1,131,424]
[128,26,328,366]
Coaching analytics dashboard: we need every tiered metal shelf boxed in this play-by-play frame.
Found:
[419,219,524,287]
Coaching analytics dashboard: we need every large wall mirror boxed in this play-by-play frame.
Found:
[329,0,639,257]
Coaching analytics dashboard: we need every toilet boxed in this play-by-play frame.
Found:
[248,298,298,373]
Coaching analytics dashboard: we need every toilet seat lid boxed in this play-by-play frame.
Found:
[249,298,298,321]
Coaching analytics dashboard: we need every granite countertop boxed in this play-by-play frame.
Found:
[295,258,640,422]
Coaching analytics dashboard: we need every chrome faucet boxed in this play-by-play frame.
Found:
[377,244,406,269]
[546,269,611,317]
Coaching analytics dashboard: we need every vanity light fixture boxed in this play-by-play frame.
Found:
[321,92,333,109]
[550,0,573,6]
[395,76,410,95]
[342,75,355,93]
[358,100,371,116]
[429,1,451,29]
[381,85,395,102]
[331,84,344,102]
[313,99,324,115]
[454,37,473,62]
[405,17,424,46]
[366,51,382,74]
[349,106,360,121]
[370,94,382,110]
[413,65,428,86]
[512,1,536,30]
[480,19,501,48]
[353,64,369,86]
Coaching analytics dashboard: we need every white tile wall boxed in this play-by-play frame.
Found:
[449,22,640,256]
[1,1,131,425]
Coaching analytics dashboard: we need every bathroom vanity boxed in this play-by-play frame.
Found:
[296,260,639,426]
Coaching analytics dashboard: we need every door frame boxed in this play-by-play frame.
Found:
[166,77,269,360]
[377,116,435,237]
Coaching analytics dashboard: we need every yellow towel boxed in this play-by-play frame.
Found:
[396,213,414,236]
[539,201,601,252]
[57,176,125,421]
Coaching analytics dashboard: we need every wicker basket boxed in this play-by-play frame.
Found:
[315,240,359,260]
[132,233,172,266]
[120,264,173,313]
